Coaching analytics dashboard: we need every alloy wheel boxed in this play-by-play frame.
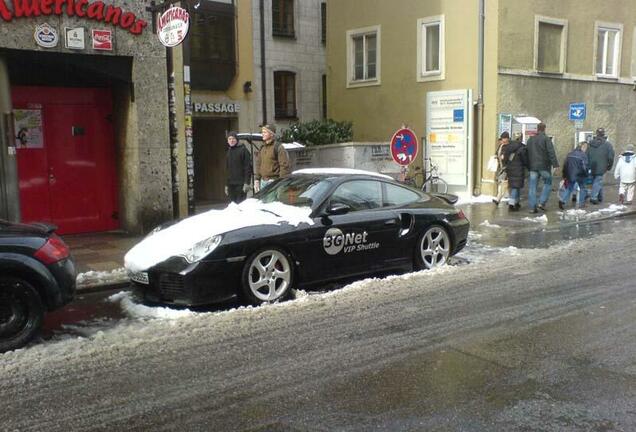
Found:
[419,226,450,269]
[247,249,292,302]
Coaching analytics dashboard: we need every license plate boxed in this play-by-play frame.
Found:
[129,271,149,285]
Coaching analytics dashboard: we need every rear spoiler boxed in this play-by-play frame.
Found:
[30,222,58,234]
[430,193,459,205]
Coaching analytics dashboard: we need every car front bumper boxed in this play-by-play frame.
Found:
[133,258,245,306]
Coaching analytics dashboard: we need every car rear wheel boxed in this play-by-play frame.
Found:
[0,277,44,353]
[241,248,294,305]
[415,225,451,270]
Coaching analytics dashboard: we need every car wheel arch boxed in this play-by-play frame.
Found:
[0,256,59,310]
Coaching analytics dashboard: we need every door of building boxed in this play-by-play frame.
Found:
[193,118,236,204]
[12,87,118,234]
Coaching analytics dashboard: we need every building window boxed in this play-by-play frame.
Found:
[595,22,622,78]
[417,16,445,81]
[321,2,326,44]
[535,16,568,74]
[322,74,327,119]
[346,25,381,87]
[272,0,294,38]
[274,71,297,119]
[187,2,236,90]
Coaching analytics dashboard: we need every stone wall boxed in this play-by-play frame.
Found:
[0,0,171,233]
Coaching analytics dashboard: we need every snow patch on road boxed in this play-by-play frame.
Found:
[559,204,627,221]
[522,215,548,224]
[108,292,197,320]
[480,220,502,228]
[76,268,127,287]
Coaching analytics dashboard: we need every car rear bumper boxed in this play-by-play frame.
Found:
[449,218,470,255]
[134,259,244,306]
[46,257,76,309]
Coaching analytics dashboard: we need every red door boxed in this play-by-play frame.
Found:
[13,87,118,234]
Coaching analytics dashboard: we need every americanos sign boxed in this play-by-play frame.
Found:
[0,0,148,35]
[157,6,189,47]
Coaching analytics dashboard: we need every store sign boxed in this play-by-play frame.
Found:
[92,29,112,50]
[0,0,147,35]
[426,89,473,188]
[194,102,241,114]
[65,27,85,49]
[157,6,189,47]
[34,23,58,47]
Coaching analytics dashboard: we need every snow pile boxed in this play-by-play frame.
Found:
[76,268,128,287]
[522,214,548,224]
[559,204,626,221]
[108,291,196,320]
[456,194,498,206]
[124,199,313,272]
[480,220,502,228]
[293,168,393,179]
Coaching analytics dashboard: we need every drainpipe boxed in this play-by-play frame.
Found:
[0,56,19,222]
[474,0,485,195]
[259,0,267,124]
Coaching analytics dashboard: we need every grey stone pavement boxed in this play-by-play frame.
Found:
[62,185,635,291]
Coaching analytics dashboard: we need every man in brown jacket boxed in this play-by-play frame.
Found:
[254,124,290,192]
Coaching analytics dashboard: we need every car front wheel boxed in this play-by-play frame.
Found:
[415,225,451,270]
[0,277,45,353]
[240,247,294,305]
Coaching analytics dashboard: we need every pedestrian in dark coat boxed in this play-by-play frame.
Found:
[225,131,252,203]
[559,142,589,209]
[586,128,615,204]
[526,123,559,213]
[503,138,527,211]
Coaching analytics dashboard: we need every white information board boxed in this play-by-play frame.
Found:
[426,89,472,189]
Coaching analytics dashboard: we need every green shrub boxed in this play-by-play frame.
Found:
[281,119,353,146]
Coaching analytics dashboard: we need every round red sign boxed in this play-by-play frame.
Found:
[390,128,419,166]
[157,6,190,47]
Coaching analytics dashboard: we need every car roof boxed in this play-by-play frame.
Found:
[292,168,394,180]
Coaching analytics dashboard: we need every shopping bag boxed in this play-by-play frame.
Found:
[487,155,498,173]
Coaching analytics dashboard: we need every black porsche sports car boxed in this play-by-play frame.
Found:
[125,169,469,306]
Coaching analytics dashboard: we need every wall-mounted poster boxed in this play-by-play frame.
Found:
[14,109,43,149]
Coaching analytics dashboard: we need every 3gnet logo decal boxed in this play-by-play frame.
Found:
[323,228,380,255]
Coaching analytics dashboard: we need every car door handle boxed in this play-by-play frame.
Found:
[384,219,398,226]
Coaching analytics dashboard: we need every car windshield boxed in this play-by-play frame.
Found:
[256,176,333,208]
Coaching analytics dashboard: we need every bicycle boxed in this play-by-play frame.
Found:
[403,161,448,194]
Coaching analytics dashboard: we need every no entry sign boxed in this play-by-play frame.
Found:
[390,128,419,166]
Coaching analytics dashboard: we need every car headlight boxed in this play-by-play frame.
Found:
[181,235,223,263]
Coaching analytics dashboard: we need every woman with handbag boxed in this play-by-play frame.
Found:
[492,132,510,206]
[503,133,528,211]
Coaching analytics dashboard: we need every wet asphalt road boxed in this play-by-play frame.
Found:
[2,219,636,431]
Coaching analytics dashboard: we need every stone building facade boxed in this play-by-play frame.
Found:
[0,0,171,234]
[250,0,326,128]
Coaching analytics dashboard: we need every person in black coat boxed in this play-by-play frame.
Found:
[503,135,527,211]
[225,131,252,203]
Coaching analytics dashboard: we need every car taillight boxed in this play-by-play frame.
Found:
[34,234,70,265]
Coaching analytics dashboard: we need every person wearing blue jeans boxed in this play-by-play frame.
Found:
[586,128,615,204]
[526,123,559,213]
[559,141,589,209]
[528,170,553,211]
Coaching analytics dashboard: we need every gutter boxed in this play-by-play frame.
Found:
[259,0,267,124]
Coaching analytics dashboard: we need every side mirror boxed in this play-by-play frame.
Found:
[327,203,351,215]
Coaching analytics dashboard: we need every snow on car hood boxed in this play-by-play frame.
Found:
[124,199,313,272]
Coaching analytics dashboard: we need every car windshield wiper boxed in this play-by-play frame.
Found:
[259,208,281,217]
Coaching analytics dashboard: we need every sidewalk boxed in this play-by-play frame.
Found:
[63,186,636,292]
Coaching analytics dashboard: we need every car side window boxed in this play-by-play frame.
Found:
[330,180,383,211]
[383,183,420,207]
